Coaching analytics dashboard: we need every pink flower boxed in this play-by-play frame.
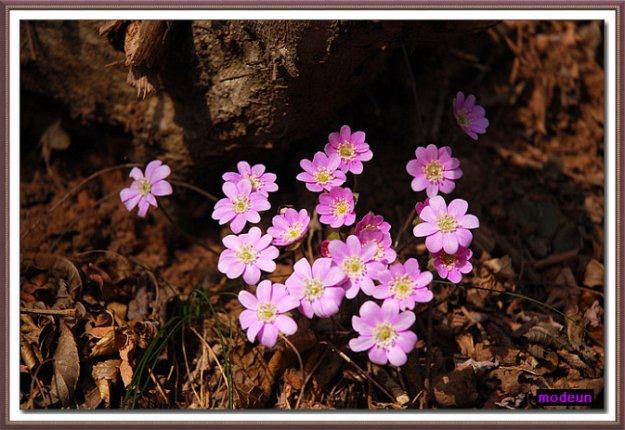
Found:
[285,258,346,319]
[349,300,417,366]
[356,229,396,265]
[353,212,392,235]
[325,125,373,174]
[218,227,279,285]
[222,161,278,197]
[432,246,473,284]
[316,186,356,228]
[372,258,433,310]
[415,198,430,217]
[320,240,331,258]
[328,235,386,299]
[406,144,463,198]
[296,152,346,192]
[453,91,489,140]
[119,160,173,218]
[413,196,479,254]
[267,208,310,247]
[211,180,271,234]
[238,280,299,347]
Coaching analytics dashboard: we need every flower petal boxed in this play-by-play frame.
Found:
[238,290,258,310]
[349,336,375,352]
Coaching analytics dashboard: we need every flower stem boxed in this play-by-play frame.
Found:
[158,205,220,256]
[169,179,219,202]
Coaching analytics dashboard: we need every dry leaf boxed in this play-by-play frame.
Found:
[583,258,604,288]
[53,320,80,407]
[92,359,122,407]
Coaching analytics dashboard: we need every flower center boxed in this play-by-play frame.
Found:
[281,222,304,243]
[337,141,356,161]
[437,213,458,233]
[342,256,365,278]
[232,195,251,214]
[373,322,398,348]
[439,252,458,270]
[236,244,258,264]
[245,173,262,191]
[304,278,325,301]
[135,178,152,197]
[314,167,334,185]
[256,302,277,323]
[457,111,471,127]
[423,160,444,183]
[331,198,351,218]
[389,274,415,299]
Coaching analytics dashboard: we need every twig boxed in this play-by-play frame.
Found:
[533,248,579,269]
[401,45,425,141]
[148,367,170,405]
[394,207,416,249]
[281,334,306,409]
[181,328,202,407]
[20,308,76,317]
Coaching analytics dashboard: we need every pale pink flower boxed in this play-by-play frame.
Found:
[119,160,173,218]
[296,152,346,192]
[325,125,373,174]
[432,246,473,284]
[267,208,310,247]
[212,180,271,234]
[413,196,479,254]
[406,144,463,198]
[453,91,489,140]
[349,300,418,366]
[222,161,278,196]
[218,227,279,285]
[238,280,299,347]
[356,229,396,265]
[353,212,392,235]
[372,258,433,310]
[316,186,356,228]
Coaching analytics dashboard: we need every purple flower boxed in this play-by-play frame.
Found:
[413,196,479,254]
[406,144,463,198]
[238,280,299,347]
[217,226,279,285]
[415,198,430,217]
[222,161,278,197]
[349,300,417,366]
[285,258,346,319]
[211,180,271,234]
[372,258,433,310]
[296,152,346,192]
[325,125,373,174]
[329,235,386,299]
[119,160,173,218]
[357,229,396,265]
[354,212,392,235]
[267,208,311,247]
[453,91,489,140]
[316,186,356,228]
[432,246,473,284]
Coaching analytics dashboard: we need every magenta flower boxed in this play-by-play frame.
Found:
[238,280,299,347]
[285,258,346,319]
[328,235,386,299]
[217,227,279,285]
[211,180,271,234]
[433,246,473,284]
[372,258,433,310]
[222,161,278,197]
[119,160,173,218]
[325,125,373,174]
[316,186,356,228]
[413,196,479,254]
[296,152,346,192]
[453,91,489,140]
[267,208,310,247]
[406,144,463,198]
[354,212,392,235]
[320,240,331,258]
[415,198,430,217]
[349,300,417,366]
[357,229,396,265]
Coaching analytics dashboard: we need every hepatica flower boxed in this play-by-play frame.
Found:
[285,257,346,319]
[415,198,430,218]
[453,91,489,140]
[413,196,479,254]
[267,208,310,247]
[296,152,346,192]
[120,160,173,218]
[316,186,356,228]
[238,280,299,347]
[325,125,373,174]
[218,226,279,285]
[349,300,417,366]
[222,161,278,197]
[354,212,392,235]
[433,246,473,284]
[406,144,462,198]
[357,229,396,265]
[372,258,433,310]
[212,180,270,234]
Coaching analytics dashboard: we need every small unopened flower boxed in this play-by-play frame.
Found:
[267,208,310,247]
[320,240,331,258]
[296,152,346,192]
[120,160,173,218]
[372,258,433,310]
[238,280,299,347]
[212,180,271,234]
[357,229,396,265]
[432,246,473,283]
[354,212,391,235]
[453,91,489,140]
[328,235,386,299]
[222,161,278,196]
[285,258,346,319]
[316,186,356,228]
[218,227,279,285]
[415,198,430,217]
[413,196,479,254]
[325,125,373,174]
[349,300,418,366]
[406,144,463,198]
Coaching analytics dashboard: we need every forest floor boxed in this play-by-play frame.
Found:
[19,20,605,410]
